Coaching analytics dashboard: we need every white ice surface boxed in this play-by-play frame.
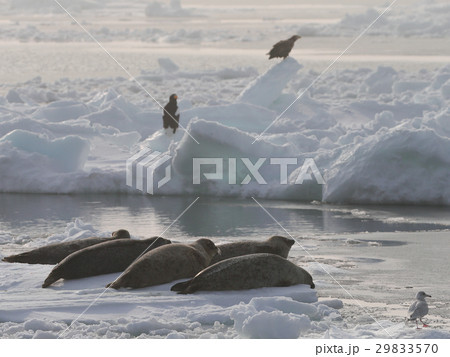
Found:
[2,1,449,42]
[1,0,450,339]
[1,58,450,204]
[2,220,449,339]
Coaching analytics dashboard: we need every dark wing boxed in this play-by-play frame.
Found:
[267,39,289,58]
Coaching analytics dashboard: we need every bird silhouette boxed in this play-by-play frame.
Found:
[267,35,301,60]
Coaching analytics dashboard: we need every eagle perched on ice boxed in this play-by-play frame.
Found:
[267,35,301,60]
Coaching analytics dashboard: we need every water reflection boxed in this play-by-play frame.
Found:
[0,194,449,239]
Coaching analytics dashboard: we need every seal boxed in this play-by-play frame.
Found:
[209,235,295,264]
[107,238,219,290]
[2,229,130,265]
[171,253,315,294]
[42,236,171,288]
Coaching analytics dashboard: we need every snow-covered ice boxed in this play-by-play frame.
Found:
[2,220,450,339]
[1,0,450,340]
[2,57,450,204]
[2,1,449,42]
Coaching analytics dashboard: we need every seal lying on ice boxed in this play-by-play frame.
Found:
[3,229,130,265]
[171,253,315,294]
[42,236,171,288]
[209,235,295,264]
[107,238,220,290]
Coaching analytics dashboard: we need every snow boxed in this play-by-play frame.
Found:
[1,0,450,341]
[237,57,302,108]
[0,225,320,338]
[322,124,450,205]
[6,89,24,104]
[232,308,312,339]
[0,253,391,338]
[48,218,119,243]
[2,57,450,204]
[2,220,450,339]
[291,1,450,38]
[145,0,193,18]
[2,1,449,43]
[1,129,90,172]
[158,58,180,73]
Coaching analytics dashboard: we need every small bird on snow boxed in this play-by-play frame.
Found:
[407,291,431,329]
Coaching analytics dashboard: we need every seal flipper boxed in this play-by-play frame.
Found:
[3,252,31,263]
[170,280,192,293]
[106,281,122,290]
[42,273,60,288]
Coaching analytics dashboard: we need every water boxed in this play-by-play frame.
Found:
[2,193,450,328]
[1,193,449,239]
[1,0,450,335]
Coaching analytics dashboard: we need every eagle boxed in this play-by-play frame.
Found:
[267,35,301,60]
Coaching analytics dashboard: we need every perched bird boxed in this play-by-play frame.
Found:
[407,291,431,329]
[267,35,301,60]
[162,93,180,134]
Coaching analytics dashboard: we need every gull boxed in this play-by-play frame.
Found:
[407,291,431,329]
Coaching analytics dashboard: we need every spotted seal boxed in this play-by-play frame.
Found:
[171,253,315,294]
[107,238,219,290]
[42,236,171,288]
[209,235,295,264]
[2,229,130,265]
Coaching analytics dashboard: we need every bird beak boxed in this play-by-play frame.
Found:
[426,294,432,297]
